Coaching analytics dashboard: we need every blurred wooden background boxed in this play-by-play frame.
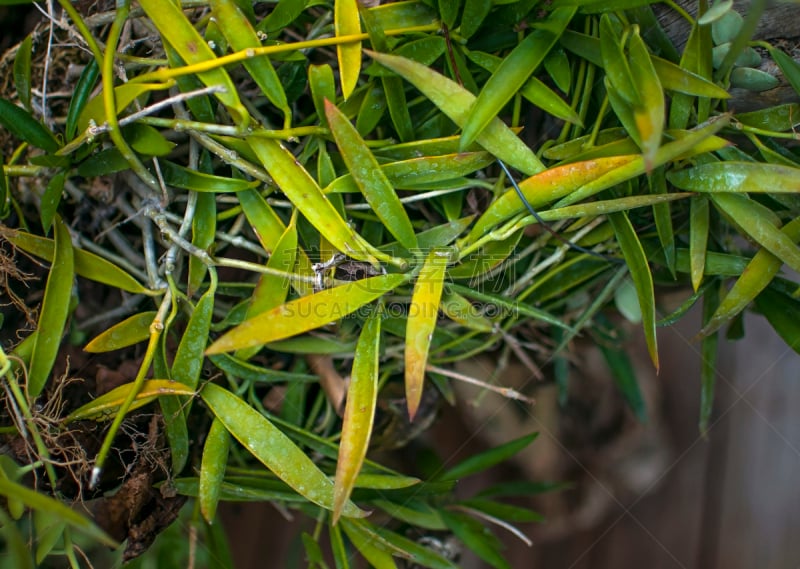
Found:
[217,307,800,569]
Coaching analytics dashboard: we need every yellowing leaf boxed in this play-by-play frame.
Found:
[405,249,448,420]
[200,383,366,518]
[207,274,407,354]
[335,0,362,99]
[84,311,157,353]
[65,380,194,422]
[333,306,381,524]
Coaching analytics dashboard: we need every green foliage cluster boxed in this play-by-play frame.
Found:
[1,0,799,566]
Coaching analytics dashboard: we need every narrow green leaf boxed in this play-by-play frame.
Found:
[649,166,676,276]
[137,0,249,125]
[460,7,575,149]
[341,519,404,568]
[175,285,215,393]
[560,30,730,99]
[40,171,65,234]
[189,190,217,296]
[326,99,417,249]
[28,216,73,397]
[66,60,99,139]
[689,196,709,292]
[372,526,460,569]
[442,432,537,480]
[458,498,544,523]
[326,152,494,193]
[699,217,800,338]
[699,282,721,433]
[368,0,438,29]
[33,511,66,564]
[599,344,647,421]
[460,0,492,38]
[0,509,33,569]
[158,160,258,193]
[210,0,290,126]
[770,47,800,96]
[440,510,510,569]
[0,478,117,548]
[200,382,366,517]
[466,51,581,125]
[84,311,157,353]
[309,64,336,126]
[754,286,800,355]
[5,230,149,294]
[367,50,544,176]
[13,34,32,110]
[668,162,800,194]
[248,138,379,264]
[0,98,59,153]
[609,212,658,369]
[333,306,381,523]
[336,0,362,100]
[374,499,447,530]
[355,82,387,136]
[711,193,800,274]
[65,380,194,422]
[406,249,449,420]
[200,417,231,523]
[258,0,309,33]
[207,274,406,354]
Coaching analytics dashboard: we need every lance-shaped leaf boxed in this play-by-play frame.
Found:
[406,249,449,420]
[236,214,298,361]
[608,212,658,370]
[333,305,382,524]
[13,34,32,111]
[627,28,664,169]
[460,7,576,149]
[28,216,74,397]
[199,417,230,523]
[173,284,216,390]
[326,99,417,249]
[65,380,194,422]
[689,196,709,292]
[137,0,249,126]
[210,0,290,126]
[5,230,149,294]
[336,0,362,100]
[326,152,494,193]
[699,217,800,338]
[668,162,800,194]
[248,137,379,264]
[468,155,638,240]
[560,30,730,99]
[367,50,543,176]
[207,274,406,354]
[200,382,367,517]
[711,193,800,274]
[157,160,259,193]
[0,98,59,153]
[0,478,117,548]
[84,311,157,353]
